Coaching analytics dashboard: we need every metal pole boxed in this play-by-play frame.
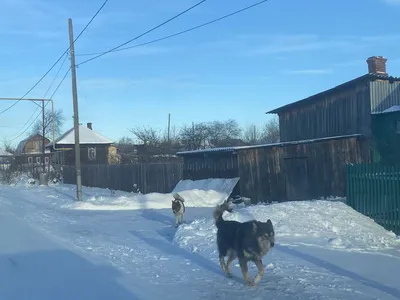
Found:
[68,18,82,201]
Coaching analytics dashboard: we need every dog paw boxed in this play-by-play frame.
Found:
[246,281,255,287]
[227,273,233,278]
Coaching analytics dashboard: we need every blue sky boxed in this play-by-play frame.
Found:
[1,0,400,146]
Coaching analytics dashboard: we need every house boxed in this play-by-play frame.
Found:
[0,148,14,164]
[15,134,51,166]
[177,56,399,203]
[47,123,120,165]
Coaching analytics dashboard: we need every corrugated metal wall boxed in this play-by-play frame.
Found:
[370,80,400,113]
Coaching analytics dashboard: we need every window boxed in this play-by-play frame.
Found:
[45,157,49,164]
[396,121,400,134]
[88,147,96,160]
[28,157,33,164]
[36,157,41,164]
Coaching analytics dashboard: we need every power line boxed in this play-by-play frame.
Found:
[3,68,71,143]
[0,0,109,116]
[76,0,269,59]
[16,53,70,136]
[77,0,207,66]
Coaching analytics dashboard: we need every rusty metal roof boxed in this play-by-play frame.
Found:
[266,73,400,115]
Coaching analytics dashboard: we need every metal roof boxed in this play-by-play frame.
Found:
[266,73,400,115]
[176,134,363,156]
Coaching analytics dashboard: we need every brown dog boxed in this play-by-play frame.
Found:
[213,201,275,286]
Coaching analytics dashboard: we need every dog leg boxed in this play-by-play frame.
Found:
[253,259,265,285]
[175,215,179,228]
[181,214,185,224]
[239,258,253,286]
[219,256,227,274]
[226,250,236,278]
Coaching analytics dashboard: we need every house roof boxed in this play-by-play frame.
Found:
[266,73,400,115]
[15,134,48,154]
[176,134,363,156]
[0,148,13,156]
[49,125,113,146]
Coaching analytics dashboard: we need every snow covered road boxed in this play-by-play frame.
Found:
[1,183,400,300]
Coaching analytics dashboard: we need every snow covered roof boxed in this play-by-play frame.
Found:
[50,125,113,146]
[177,134,363,155]
[0,148,13,156]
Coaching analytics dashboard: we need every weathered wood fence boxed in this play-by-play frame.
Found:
[63,163,183,194]
[346,163,400,235]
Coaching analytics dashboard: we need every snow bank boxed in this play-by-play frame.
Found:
[61,186,227,211]
[59,177,238,211]
[174,200,400,254]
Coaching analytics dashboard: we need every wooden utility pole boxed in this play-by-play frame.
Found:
[41,100,46,173]
[68,18,82,201]
[167,113,171,143]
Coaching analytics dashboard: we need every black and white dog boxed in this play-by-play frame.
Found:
[171,192,186,228]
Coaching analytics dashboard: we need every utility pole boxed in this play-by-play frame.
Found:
[68,18,83,201]
[42,99,45,173]
[167,113,171,143]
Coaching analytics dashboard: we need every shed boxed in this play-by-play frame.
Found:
[177,134,370,203]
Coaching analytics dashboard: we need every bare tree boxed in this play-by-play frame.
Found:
[31,108,65,139]
[179,119,243,150]
[129,126,162,145]
[179,122,209,150]
[260,118,280,144]
[2,141,16,154]
[242,124,263,144]
[206,119,242,147]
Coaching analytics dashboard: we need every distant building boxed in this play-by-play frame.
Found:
[47,122,120,165]
[15,134,51,166]
[0,148,14,164]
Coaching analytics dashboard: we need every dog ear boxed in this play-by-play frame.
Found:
[252,221,258,233]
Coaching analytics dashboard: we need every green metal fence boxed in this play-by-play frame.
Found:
[346,163,400,235]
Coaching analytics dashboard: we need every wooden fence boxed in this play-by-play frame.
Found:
[63,162,183,194]
[346,163,400,235]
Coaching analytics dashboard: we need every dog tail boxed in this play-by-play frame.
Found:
[213,201,232,224]
[172,192,185,202]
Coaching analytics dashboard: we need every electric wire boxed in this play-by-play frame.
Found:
[76,0,269,58]
[76,0,207,66]
[4,68,71,143]
[0,0,109,115]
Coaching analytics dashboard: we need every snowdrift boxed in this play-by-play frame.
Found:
[55,178,240,211]
[174,200,400,254]
[58,184,231,211]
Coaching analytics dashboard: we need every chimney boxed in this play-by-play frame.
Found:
[87,122,92,130]
[366,56,387,76]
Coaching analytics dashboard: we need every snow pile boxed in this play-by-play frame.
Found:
[59,177,238,211]
[174,200,400,254]
[61,186,227,211]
